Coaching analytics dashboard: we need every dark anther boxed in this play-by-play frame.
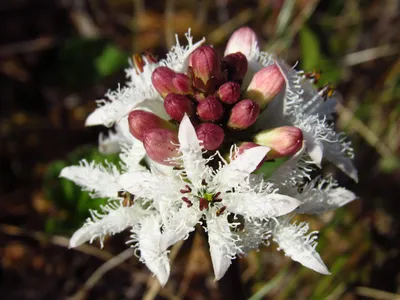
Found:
[123,192,135,207]
[182,197,193,207]
[213,192,222,202]
[117,191,126,197]
[199,197,209,211]
[201,179,207,186]
[304,70,321,84]
[180,185,192,194]
[216,206,227,217]
[319,83,335,99]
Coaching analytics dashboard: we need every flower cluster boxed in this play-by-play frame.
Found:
[60,27,357,285]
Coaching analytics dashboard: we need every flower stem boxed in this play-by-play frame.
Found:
[218,259,247,300]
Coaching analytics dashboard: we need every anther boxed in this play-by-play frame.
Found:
[132,54,145,75]
[304,70,321,84]
[318,83,335,99]
[201,179,207,186]
[199,197,209,211]
[216,206,227,216]
[180,185,192,194]
[181,197,193,207]
[123,193,135,207]
[213,192,222,202]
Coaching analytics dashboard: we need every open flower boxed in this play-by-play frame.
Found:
[60,27,358,286]
[118,116,300,280]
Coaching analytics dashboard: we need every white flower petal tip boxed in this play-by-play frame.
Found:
[85,109,107,127]
[235,146,270,171]
[69,227,91,248]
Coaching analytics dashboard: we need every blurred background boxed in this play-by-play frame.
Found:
[0,0,399,299]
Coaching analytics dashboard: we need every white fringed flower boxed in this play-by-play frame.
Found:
[60,27,358,285]
[118,115,300,280]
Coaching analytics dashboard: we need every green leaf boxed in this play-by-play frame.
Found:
[300,26,321,71]
[95,44,128,77]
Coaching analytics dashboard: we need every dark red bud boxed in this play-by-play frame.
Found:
[189,46,221,85]
[143,129,180,165]
[128,110,174,141]
[195,123,225,151]
[227,99,260,130]
[217,82,241,104]
[222,52,248,82]
[164,93,194,122]
[151,66,193,98]
[196,96,224,122]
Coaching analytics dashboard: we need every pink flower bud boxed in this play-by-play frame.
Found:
[253,126,303,159]
[189,46,221,86]
[217,82,241,104]
[195,123,225,151]
[128,110,175,141]
[151,66,193,98]
[227,99,260,130]
[143,129,180,165]
[164,93,194,122]
[224,27,258,58]
[245,64,285,109]
[222,52,248,82]
[196,96,224,122]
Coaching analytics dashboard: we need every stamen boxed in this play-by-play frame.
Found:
[304,70,321,84]
[201,179,207,186]
[318,83,335,99]
[180,185,192,194]
[213,192,222,202]
[123,192,135,207]
[199,197,209,211]
[132,54,145,75]
[181,197,193,207]
[216,206,227,216]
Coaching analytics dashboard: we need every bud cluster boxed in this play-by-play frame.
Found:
[128,31,302,166]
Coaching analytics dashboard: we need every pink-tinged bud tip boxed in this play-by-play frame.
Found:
[227,99,260,130]
[195,123,225,151]
[222,52,248,82]
[164,93,194,122]
[253,126,303,159]
[196,95,224,122]
[151,67,193,98]
[217,82,241,104]
[224,27,258,58]
[143,129,180,165]
[245,64,285,109]
[128,110,174,141]
[189,46,221,91]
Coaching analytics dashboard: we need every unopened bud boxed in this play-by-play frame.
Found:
[196,96,224,122]
[143,129,180,165]
[164,93,194,122]
[222,52,248,82]
[224,27,258,58]
[227,99,260,130]
[128,110,174,141]
[189,46,221,89]
[195,123,225,151]
[253,126,303,159]
[217,82,241,104]
[151,66,193,98]
[245,64,285,109]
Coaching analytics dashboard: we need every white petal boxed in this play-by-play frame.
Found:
[119,140,147,172]
[272,220,330,275]
[138,216,170,286]
[206,213,235,280]
[60,161,121,198]
[294,177,357,214]
[178,115,207,184]
[117,171,178,200]
[303,131,323,167]
[324,146,358,182]
[227,193,300,219]
[85,101,132,127]
[216,146,269,188]
[160,205,201,250]
[70,205,141,248]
